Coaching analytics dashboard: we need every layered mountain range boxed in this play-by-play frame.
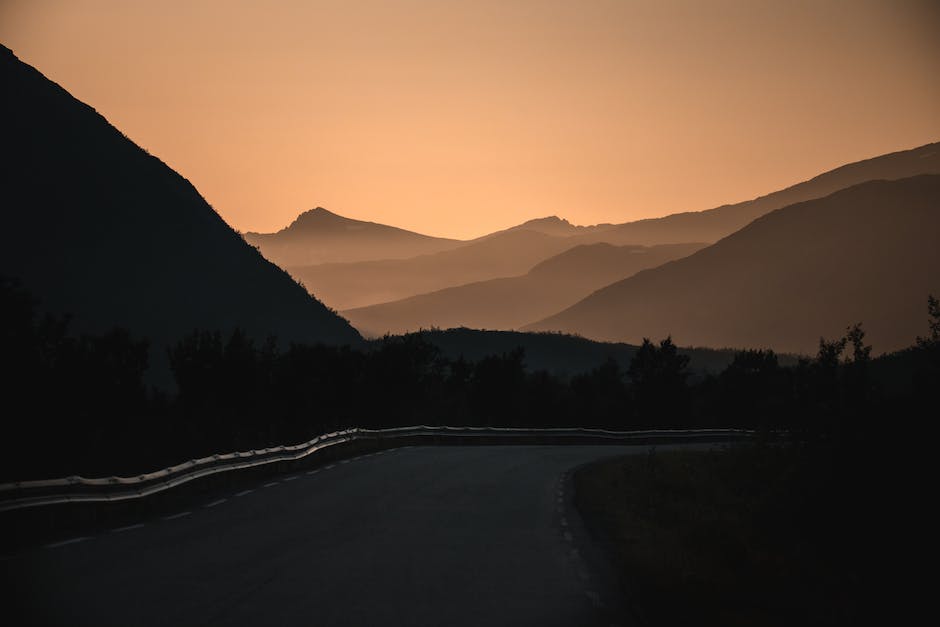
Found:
[526,175,940,354]
[3,40,937,360]
[246,141,939,355]
[343,242,707,335]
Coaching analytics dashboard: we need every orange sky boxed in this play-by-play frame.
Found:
[2,0,938,239]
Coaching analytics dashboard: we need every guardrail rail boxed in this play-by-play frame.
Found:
[0,426,752,513]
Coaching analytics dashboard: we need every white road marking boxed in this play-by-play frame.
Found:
[234,489,254,497]
[323,465,335,470]
[163,511,191,521]
[305,470,320,475]
[205,498,227,508]
[283,475,299,481]
[111,523,145,533]
[45,536,89,549]
[263,481,280,488]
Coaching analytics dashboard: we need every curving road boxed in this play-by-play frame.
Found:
[3,445,698,627]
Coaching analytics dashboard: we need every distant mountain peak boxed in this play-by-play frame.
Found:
[521,216,571,227]
[287,206,346,228]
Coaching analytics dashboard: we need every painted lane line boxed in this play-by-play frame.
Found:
[205,498,227,508]
[234,489,254,497]
[283,475,299,481]
[323,465,335,470]
[305,470,320,476]
[263,481,280,488]
[111,523,145,533]
[163,511,191,521]
[45,536,89,549]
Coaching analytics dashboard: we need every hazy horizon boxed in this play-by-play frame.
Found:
[2,0,938,239]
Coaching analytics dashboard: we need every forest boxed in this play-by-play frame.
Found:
[1,276,936,483]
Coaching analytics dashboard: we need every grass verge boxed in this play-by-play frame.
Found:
[573,444,864,626]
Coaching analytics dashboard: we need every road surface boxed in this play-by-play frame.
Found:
[3,444,696,626]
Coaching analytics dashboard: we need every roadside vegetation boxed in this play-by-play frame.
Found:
[576,446,864,626]
[573,298,940,626]
[1,275,936,488]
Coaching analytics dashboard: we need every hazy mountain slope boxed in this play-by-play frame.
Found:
[243,207,463,266]
[287,229,579,310]
[572,142,940,247]
[288,142,939,310]
[473,215,618,240]
[526,175,940,354]
[343,243,706,335]
[0,45,360,353]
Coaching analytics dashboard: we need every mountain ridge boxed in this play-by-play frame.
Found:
[343,242,707,335]
[525,175,940,354]
[0,44,360,366]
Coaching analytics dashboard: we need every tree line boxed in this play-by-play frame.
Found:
[1,277,936,481]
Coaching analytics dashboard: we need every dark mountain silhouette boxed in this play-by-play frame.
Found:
[243,207,463,266]
[525,175,940,355]
[343,242,706,335]
[287,229,583,310]
[0,45,360,359]
[571,141,940,247]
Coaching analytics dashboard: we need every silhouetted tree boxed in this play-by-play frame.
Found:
[571,357,630,427]
[845,323,872,365]
[469,348,526,426]
[627,337,690,425]
[918,294,940,347]
[716,349,787,430]
[913,294,940,402]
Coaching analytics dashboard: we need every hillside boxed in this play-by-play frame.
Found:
[344,242,706,335]
[286,142,939,311]
[243,207,462,266]
[573,141,940,246]
[287,229,580,310]
[0,45,360,357]
[474,215,618,240]
[526,175,940,355]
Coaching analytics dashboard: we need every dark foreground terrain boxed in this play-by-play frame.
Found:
[1,445,724,627]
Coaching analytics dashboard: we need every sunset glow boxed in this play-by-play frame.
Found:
[2,0,937,238]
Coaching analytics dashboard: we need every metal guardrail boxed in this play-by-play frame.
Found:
[0,426,751,513]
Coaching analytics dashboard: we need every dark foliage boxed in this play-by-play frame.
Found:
[1,278,936,483]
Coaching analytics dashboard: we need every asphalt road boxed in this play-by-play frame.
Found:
[3,445,688,627]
